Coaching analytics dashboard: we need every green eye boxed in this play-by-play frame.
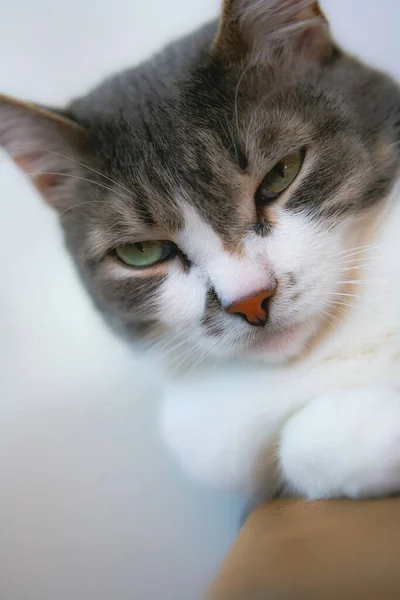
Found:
[255,149,303,205]
[115,241,174,268]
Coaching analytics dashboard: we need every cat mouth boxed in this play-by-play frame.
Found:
[244,320,315,360]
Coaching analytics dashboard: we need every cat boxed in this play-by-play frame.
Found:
[1,0,400,501]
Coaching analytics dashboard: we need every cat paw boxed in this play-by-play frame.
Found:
[160,376,281,493]
[279,382,400,499]
[161,397,244,490]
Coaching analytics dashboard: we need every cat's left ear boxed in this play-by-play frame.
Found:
[213,0,333,68]
[0,93,86,212]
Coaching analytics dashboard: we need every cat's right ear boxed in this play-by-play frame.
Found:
[0,93,86,212]
[213,0,333,69]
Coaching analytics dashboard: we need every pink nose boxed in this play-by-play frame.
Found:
[226,288,275,326]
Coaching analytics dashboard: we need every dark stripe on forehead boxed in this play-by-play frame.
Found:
[139,168,184,232]
[227,136,249,171]
[127,180,158,228]
[173,135,249,243]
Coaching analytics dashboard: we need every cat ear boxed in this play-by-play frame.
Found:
[213,0,333,68]
[0,93,86,212]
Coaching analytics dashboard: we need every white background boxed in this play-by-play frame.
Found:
[1,1,400,599]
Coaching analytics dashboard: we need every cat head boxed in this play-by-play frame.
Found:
[1,0,400,364]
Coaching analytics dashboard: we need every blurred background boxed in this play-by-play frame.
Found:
[1,1,399,599]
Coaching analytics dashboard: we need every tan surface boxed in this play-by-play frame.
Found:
[209,498,400,600]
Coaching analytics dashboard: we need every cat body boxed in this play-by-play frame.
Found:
[1,1,400,500]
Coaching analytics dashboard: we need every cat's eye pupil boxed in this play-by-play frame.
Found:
[255,149,303,207]
[275,162,285,178]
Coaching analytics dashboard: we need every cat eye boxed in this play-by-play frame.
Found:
[255,149,303,205]
[115,241,175,268]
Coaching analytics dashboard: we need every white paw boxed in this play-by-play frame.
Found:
[160,374,283,493]
[279,382,400,499]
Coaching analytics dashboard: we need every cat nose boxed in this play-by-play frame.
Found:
[226,288,275,327]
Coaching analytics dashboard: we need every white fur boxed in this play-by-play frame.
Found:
[157,196,348,359]
[280,382,400,499]
[176,204,276,305]
[160,186,400,500]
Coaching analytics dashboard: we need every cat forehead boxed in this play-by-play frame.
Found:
[76,103,348,258]
[75,76,318,241]
[67,29,400,259]
[82,97,336,244]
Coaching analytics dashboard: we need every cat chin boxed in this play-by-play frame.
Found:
[196,318,319,365]
[246,320,316,364]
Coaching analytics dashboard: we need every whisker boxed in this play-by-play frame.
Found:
[59,200,108,216]
[335,279,383,286]
[159,328,201,361]
[337,264,372,272]
[325,303,349,320]
[332,254,378,265]
[14,147,134,197]
[170,345,202,373]
[315,308,341,328]
[183,347,210,379]
[212,354,223,374]
[325,299,370,317]
[150,333,183,355]
[158,334,194,357]
[150,327,199,355]
[332,292,368,300]
[336,256,378,265]
[224,114,239,165]
[332,245,376,259]
[27,171,132,202]
[234,62,253,135]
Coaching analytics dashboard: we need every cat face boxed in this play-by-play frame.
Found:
[1,0,400,363]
